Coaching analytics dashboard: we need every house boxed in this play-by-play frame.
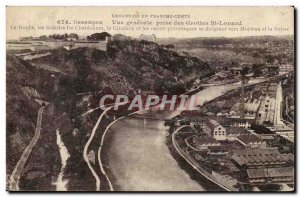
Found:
[266,63,279,76]
[257,94,276,125]
[279,64,293,73]
[174,116,206,127]
[229,97,260,119]
[231,149,294,167]
[64,43,74,50]
[247,167,294,184]
[175,118,191,126]
[244,99,261,116]
[236,134,266,149]
[114,34,131,41]
[29,45,50,52]
[214,116,252,129]
[230,118,252,128]
[67,37,77,41]
[193,136,221,150]
[212,171,238,189]
[67,34,78,41]
[97,41,107,51]
[138,34,156,42]
[189,116,206,127]
[226,127,250,141]
[204,119,226,140]
[230,67,243,75]
[208,146,228,155]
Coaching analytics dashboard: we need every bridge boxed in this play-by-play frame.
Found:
[106,111,171,122]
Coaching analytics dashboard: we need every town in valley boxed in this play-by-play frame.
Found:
[7,31,294,192]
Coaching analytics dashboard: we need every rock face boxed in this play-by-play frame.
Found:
[106,37,214,94]
[6,35,213,190]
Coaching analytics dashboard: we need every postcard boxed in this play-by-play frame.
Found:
[6,6,295,192]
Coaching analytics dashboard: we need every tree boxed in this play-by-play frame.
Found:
[87,32,111,41]
[68,33,79,40]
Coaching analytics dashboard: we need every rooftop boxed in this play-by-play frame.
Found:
[247,167,294,179]
[237,134,262,144]
[205,119,221,130]
[232,149,294,166]
[227,127,250,135]
[193,136,220,146]
[232,149,280,156]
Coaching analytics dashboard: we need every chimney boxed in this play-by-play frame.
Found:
[240,66,246,119]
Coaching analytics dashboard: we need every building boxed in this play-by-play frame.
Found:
[266,63,279,76]
[230,98,260,119]
[279,64,293,73]
[29,45,50,52]
[208,146,229,155]
[97,41,107,51]
[43,40,65,48]
[114,34,131,41]
[230,118,252,128]
[19,36,34,41]
[202,117,255,141]
[212,171,238,189]
[138,34,156,42]
[174,111,208,127]
[67,34,78,41]
[257,94,276,125]
[213,116,253,129]
[244,99,261,116]
[230,67,243,75]
[246,167,294,184]
[268,125,294,143]
[192,136,221,150]
[226,127,251,141]
[204,119,227,140]
[188,117,205,127]
[236,134,266,149]
[63,44,74,50]
[231,149,294,167]
[174,118,192,126]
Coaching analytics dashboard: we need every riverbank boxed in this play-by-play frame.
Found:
[99,77,271,191]
[165,127,223,191]
[100,83,240,191]
[104,116,205,191]
[52,130,70,191]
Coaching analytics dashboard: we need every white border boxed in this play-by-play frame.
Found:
[1,0,298,196]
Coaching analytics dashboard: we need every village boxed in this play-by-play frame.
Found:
[168,62,294,191]
[6,30,295,192]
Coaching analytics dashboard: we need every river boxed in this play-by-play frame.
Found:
[52,130,70,191]
[104,78,265,191]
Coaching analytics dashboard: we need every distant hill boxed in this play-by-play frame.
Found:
[158,35,293,47]
[22,35,213,96]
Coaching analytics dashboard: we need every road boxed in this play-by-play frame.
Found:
[83,102,128,191]
[172,126,232,191]
[9,106,45,191]
[83,106,113,191]
[274,82,284,125]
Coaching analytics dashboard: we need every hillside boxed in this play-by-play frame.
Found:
[6,36,213,190]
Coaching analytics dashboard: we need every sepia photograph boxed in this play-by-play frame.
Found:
[5,6,295,192]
